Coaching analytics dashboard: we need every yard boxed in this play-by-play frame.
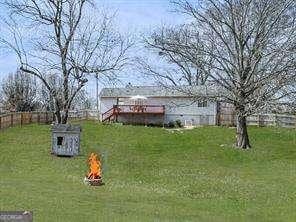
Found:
[0,121,296,221]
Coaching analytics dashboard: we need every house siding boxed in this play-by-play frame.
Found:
[100,97,217,126]
[100,98,117,115]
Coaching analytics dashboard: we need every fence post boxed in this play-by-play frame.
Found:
[258,114,263,127]
[20,113,23,126]
[275,114,278,127]
[37,112,40,124]
[0,116,2,129]
[11,114,13,127]
[45,112,48,123]
[86,110,89,120]
[232,112,236,126]
[258,114,260,127]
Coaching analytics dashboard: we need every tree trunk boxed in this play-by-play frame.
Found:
[236,115,251,149]
[54,110,69,124]
[55,110,62,124]
[61,109,69,124]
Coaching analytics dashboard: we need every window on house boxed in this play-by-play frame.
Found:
[198,100,208,107]
[57,137,64,146]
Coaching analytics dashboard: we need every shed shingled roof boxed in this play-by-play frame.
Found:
[99,85,221,98]
[52,124,81,132]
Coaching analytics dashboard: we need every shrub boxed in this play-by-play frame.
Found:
[167,121,175,128]
[175,119,182,128]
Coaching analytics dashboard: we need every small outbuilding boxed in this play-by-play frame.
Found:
[51,124,81,157]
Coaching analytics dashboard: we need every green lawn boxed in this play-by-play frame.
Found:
[0,121,296,222]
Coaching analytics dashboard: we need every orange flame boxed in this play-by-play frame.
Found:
[87,153,101,180]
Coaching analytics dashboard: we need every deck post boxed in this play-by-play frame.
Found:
[115,106,118,122]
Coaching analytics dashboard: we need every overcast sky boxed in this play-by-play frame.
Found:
[0,0,186,96]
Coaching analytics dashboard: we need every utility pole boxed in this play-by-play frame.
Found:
[96,73,99,111]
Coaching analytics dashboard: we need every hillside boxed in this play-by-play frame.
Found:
[0,122,295,221]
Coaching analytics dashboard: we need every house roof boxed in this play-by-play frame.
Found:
[99,85,222,98]
[52,124,81,132]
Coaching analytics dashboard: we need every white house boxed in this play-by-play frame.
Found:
[99,85,224,126]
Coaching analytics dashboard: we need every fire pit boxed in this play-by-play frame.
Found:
[84,178,103,186]
[84,153,103,186]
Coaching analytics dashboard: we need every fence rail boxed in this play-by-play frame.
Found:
[0,110,100,131]
[0,110,295,130]
[219,113,296,128]
[247,114,296,128]
[0,112,54,130]
[67,110,99,120]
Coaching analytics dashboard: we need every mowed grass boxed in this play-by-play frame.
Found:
[0,121,296,222]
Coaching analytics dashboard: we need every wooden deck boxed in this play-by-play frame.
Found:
[102,105,165,122]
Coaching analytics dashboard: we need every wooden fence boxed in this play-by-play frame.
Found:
[0,112,54,130]
[247,114,296,128]
[0,110,295,130]
[68,110,99,120]
[219,113,296,128]
[0,110,100,131]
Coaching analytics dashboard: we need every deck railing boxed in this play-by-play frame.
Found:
[101,107,116,122]
[101,105,165,122]
[115,105,165,114]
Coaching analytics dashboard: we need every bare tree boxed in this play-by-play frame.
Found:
[71,89,93,110]
[37,73,62,112]
[1,69,39,111]
[1,0,132,123]
[278,81,296,113]
[140,24,213,86]
[147,0,295,149]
